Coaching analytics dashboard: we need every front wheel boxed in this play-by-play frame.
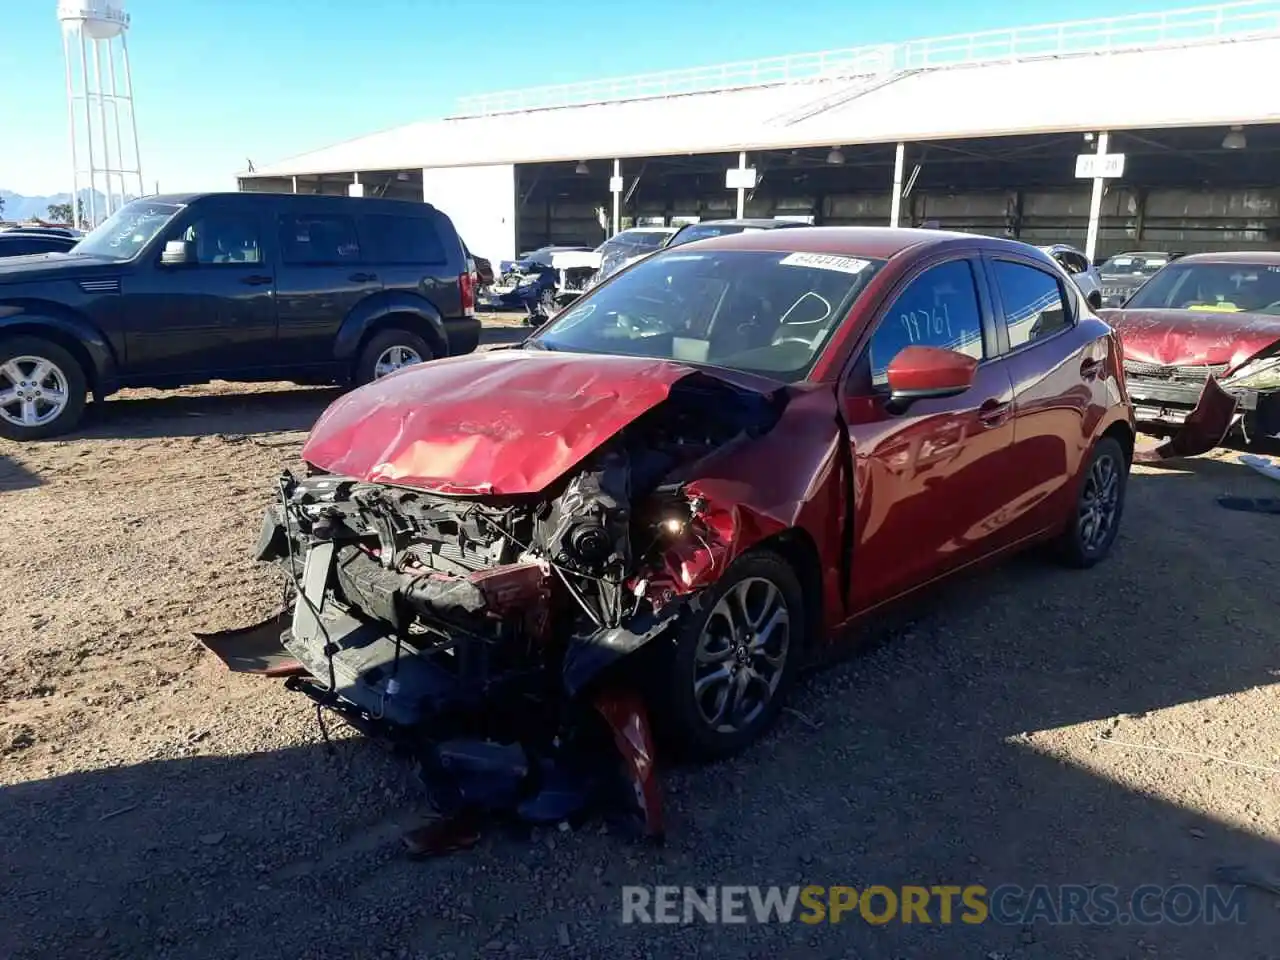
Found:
[0,336,88,441]
[1055,435,1128,568]
[653,550,805,761]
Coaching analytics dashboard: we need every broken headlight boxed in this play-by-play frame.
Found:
[1225,353,1280,392]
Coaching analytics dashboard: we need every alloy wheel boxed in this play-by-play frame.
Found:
[373,345,423,379]
[0,355,70,428]
[1078,452,1120,552]
[692,577,791,734]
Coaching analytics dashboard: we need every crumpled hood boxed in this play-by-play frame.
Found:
[1098,307,1280,370]
[302,349,774,496]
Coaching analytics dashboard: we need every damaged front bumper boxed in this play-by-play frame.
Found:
[1125,366,1279,459]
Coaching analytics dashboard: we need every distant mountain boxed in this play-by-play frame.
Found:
[0,188,138,222]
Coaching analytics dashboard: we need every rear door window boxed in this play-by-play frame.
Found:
[364,214,447,265]
[278,214,362,265]
[991,260,1073,348]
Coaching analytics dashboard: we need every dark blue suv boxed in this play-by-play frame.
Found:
[0,192,480,440]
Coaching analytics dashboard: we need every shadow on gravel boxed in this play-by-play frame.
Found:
[0,454,42,492]
[2,465,1278,959]
[59,325,532,443]
[78,387,342,441]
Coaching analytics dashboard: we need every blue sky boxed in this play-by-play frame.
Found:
[2,0,1180,197]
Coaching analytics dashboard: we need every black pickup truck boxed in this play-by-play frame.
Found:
[0,192,480,440]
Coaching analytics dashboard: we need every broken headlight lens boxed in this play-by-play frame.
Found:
[1225,354,1280,391]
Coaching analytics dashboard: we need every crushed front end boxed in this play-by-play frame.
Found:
[1123,352,1280,457]
[199,372,786,842]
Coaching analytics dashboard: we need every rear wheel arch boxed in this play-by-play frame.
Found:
[1100,419,1134,467]
[360,311,446,360]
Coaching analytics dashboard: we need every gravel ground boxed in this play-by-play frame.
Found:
[2,322,1279,958]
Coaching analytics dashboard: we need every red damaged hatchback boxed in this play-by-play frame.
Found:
[206,228,1134,834]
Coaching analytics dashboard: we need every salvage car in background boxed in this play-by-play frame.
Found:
[487,246,599,317]
[1097,250,1180,306]
[1040,243,1103,308]
[1101,251,1280,450]
[665,217,806,249]
[203,227,1134,836]
[590,226,677,285]
[0,230,79,257]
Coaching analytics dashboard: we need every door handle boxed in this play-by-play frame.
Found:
[241,275,272,286]
[1080,357,1103,380]
[977,398,1011,428]
[349,272,378,283]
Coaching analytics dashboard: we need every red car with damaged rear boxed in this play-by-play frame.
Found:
[1100,251,1280,454]
[205,228,1134,836]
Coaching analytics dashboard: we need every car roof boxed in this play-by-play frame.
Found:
[619,226,676,234]
[683,225,1020,260]
[1103,250,1174,258]
[679,218,804,229]
[1172,250,1280,265]
[138,192,442,214]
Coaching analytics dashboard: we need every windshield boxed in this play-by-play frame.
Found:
[1124,261,1280,314]
[1100,253,1170,277]
[74,200,183,261]
[532,249,885,382]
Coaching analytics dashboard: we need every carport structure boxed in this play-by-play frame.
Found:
[239,1,1280,266]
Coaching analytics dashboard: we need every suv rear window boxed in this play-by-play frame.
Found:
[364,214,447,265]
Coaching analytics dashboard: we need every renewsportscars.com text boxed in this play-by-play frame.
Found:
[621,884,1247,926]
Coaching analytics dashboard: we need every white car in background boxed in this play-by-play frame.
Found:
[1040,243,1104,308]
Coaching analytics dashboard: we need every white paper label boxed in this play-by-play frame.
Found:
[779,252,871,275]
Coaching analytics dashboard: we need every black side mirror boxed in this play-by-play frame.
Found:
[160,239,194,265]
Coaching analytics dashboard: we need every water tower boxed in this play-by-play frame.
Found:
[57,0,145,228]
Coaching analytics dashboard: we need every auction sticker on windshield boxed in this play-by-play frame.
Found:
[780,253,871,275]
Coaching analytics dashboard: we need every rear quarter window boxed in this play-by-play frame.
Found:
[364,214,449,265]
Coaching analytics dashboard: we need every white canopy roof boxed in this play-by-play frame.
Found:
[247,33,1280,179]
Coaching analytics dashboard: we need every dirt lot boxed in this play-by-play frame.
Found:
[2,322,1279,959]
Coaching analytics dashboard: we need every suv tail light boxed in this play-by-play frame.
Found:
[460,269,476,317]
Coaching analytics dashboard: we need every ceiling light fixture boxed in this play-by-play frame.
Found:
[575,160,590,174]
[826,147,846,165]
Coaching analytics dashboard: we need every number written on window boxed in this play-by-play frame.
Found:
[869,260,984,385]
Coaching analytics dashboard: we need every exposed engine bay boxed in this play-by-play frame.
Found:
[199,375,784,844]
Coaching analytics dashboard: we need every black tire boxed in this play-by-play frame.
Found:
[653,549,806,761]
[1054,435,1128,568]
[0,335,88,441]
[354,328,435,386]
